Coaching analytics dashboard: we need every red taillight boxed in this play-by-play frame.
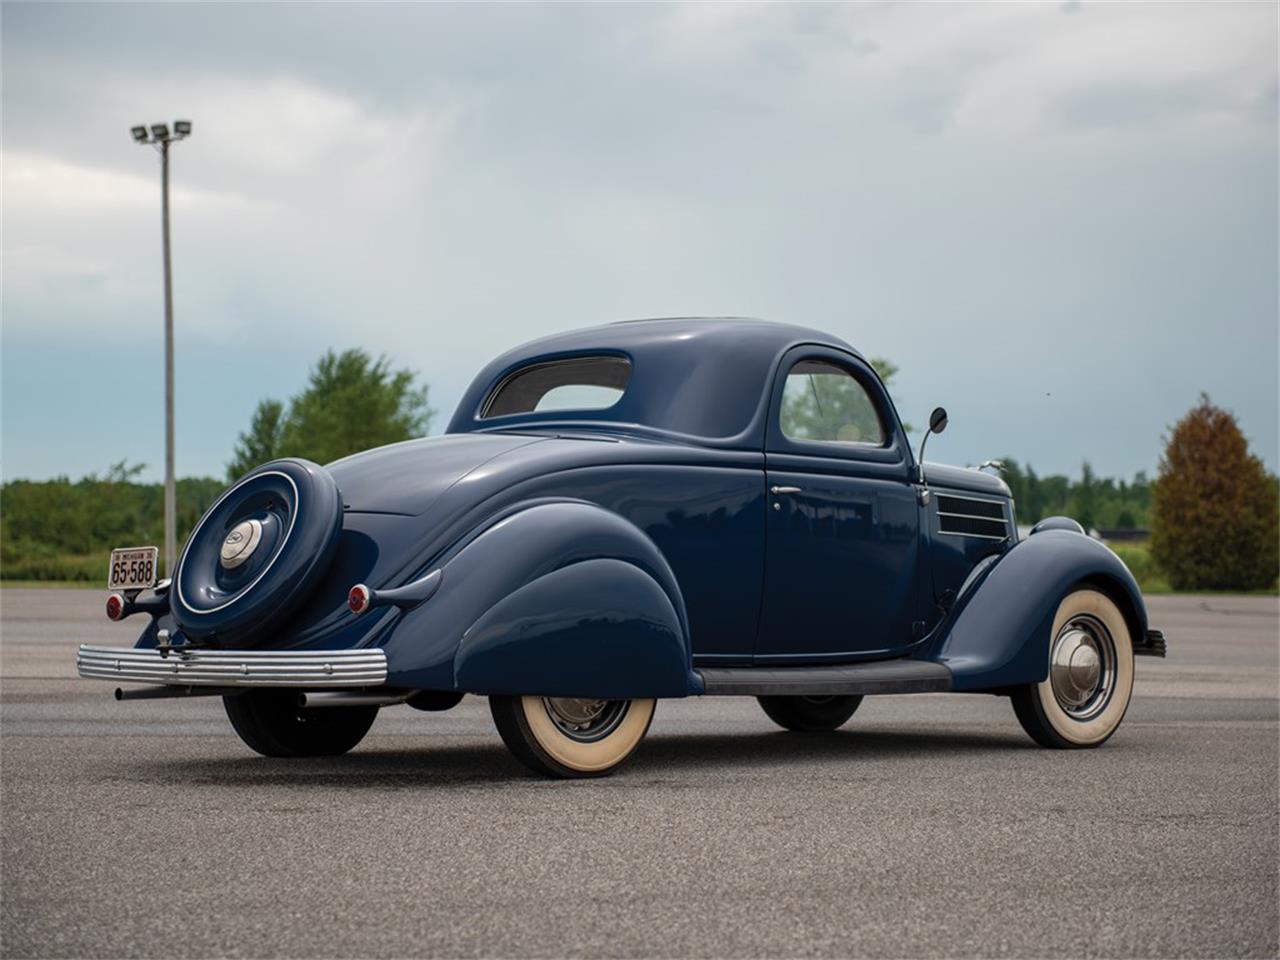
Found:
[348,584,370,615]
[105,593,126,621]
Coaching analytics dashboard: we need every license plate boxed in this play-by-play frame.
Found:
[107,546,159,591]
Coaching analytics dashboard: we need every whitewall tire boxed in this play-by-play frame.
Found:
[1012,588,1135,749]
[490,695,656,778]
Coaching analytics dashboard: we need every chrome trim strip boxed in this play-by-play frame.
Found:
[936,511,1009,520]
[936,529,1009,541]
[76,644,387,687]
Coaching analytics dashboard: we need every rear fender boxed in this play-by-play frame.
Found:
[381,499,700,697]
[934,530,1148,691]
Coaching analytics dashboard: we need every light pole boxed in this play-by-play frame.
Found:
[131,120,192,577]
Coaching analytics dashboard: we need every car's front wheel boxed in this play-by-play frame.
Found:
[758,694,864,732]
[1011,588,1135,749]
[223,691,378,757]
[490,695,655,778]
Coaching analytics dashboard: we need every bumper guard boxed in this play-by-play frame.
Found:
[1135,629,1167,658]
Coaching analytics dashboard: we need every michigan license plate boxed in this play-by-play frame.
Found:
[107,546,159,591]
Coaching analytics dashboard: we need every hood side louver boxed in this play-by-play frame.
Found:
[936,494,1009,541]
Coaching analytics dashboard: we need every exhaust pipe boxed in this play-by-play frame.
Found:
[297,690,412,709]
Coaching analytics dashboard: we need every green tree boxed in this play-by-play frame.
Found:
[1150,394,1279,591]
[227,399,285,482]
[870,357,899,384]
[1070,461,1099,531]
[227,350,435,480]
[1023,464,1046,522]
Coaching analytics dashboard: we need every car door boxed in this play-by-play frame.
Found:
[755,347,922,662]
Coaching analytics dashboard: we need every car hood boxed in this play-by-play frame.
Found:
[327,433,550,516]
[923,462,1011,498]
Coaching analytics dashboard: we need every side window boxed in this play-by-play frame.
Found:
[481,356,630,418]
[779,360,886,446]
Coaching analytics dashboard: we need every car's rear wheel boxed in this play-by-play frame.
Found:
[1011,588,1135,749]
[223,690,378,757]
[489,695,655,778]
[758,694,864,732]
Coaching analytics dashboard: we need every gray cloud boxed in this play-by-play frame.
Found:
[2,2,1276,483]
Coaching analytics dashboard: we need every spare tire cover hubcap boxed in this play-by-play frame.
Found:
[170,458,344,645]
[220,519,263,569]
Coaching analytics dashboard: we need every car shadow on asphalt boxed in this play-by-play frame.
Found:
[123,727,1031,788]
[634,726,1032,771]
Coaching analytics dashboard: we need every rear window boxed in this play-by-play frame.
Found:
[480,356,631,419]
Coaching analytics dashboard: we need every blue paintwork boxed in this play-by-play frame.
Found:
[455,558,693,698]
[1030,516,1087,535]
[759,344,920,661]
[130,318,1149,700]
[375,498,700,695]
[925,528,1148,690]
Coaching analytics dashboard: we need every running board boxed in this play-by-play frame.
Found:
[698,660,952,697]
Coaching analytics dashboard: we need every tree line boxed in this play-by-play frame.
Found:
[0,463,224,581]
[1000,460,1152,530]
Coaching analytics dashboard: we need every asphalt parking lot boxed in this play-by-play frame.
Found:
[1,589,1276,958]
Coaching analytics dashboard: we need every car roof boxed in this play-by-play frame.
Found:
[447,317,870,446]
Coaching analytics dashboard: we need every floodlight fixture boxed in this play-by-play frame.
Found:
[173,120,192,137]
[131,125,150,143]
[150,123,170,140]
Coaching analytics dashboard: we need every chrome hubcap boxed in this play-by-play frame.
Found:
[542,697,627,742]
[219,519,263,570]
[1050,615,1116,720]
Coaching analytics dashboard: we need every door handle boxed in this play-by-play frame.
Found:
[770,485,802,495]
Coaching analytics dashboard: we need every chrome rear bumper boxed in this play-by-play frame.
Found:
[76,644,388,687]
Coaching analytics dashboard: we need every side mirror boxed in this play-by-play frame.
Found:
[916,407,950,498]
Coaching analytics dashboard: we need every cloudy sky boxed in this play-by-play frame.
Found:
[3,2,1276,484]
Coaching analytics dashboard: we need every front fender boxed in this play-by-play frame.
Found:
[934,529,1148,691]
[380,499,700,697]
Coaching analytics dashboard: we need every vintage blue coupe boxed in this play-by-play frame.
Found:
[79,318,1165,777]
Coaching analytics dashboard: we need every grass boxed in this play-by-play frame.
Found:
[0,544,109,583]
[1106,542,1171,593]
[1105,541,1278,595]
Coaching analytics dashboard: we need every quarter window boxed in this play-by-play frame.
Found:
[481,356,631,418]
[779,360,886,445]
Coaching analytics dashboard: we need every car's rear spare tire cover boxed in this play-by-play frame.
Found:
[171,459,343,644]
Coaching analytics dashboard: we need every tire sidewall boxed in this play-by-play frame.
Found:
[758,694,863,731]
[520,697,655,775]
[224,692,377,757]
[1034,589,1135,746]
